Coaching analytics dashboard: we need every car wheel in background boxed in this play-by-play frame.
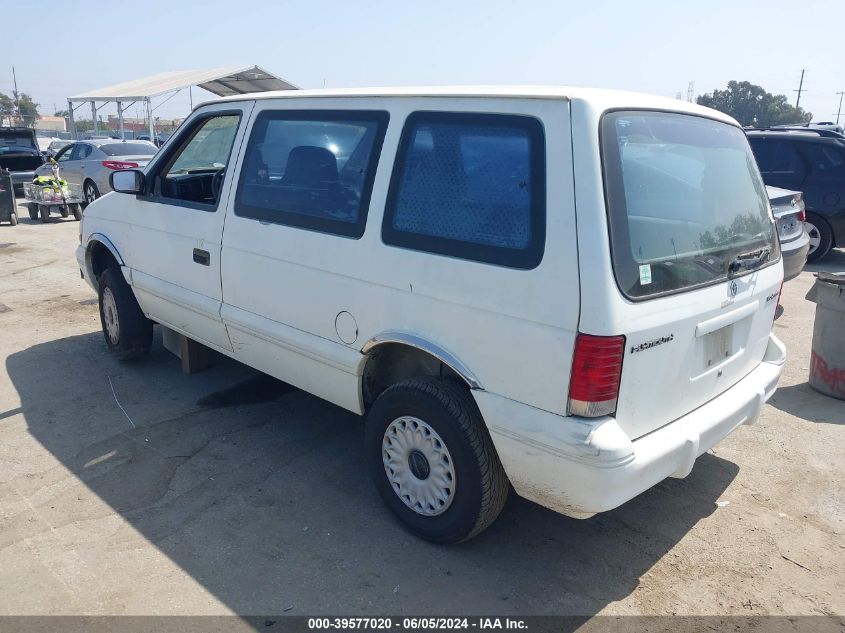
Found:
[365,376,509,543]
[84,180,100,206]
[97,267,153,360]
[805,213,834,262]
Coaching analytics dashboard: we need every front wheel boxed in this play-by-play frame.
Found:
[39,205,50,223]
[805,213,834,262]
[70,203,83,221]
[27,203,38,220]
[98,266,153,360]
[8,212,17,226]
[365,377,509,543]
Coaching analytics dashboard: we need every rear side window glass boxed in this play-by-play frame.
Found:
[800,143,845,173]
[749,139,800,173]
[383,112,545,269]
[235,110,389,238]
[100,142,157,156]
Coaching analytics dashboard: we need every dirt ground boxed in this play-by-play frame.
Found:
[0,200,842,617]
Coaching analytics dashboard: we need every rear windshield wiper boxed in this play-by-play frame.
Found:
[728,248,770,275]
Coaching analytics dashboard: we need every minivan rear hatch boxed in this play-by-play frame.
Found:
[598,111,782,440]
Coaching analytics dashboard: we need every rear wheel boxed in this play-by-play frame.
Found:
[71,203,83,221]
[805,213,833,262]
[83,180,99,206]
[365,376,509,543]
[26,203,38,220]
[59,206,69,218]
[8,212,17,226]
[98,266,153,360]
[39,205,50,223]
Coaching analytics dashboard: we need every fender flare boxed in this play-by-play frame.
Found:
[360,331,483,390]
[85,233,124,267]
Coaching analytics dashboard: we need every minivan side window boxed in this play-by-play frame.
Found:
[153,113,241,210]
[382,112,545,270]
[749,139,801,175]
[235,110,389,238]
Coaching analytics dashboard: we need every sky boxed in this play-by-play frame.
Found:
[2,0,843,125]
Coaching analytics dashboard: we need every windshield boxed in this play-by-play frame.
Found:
[0,135,38,154]
[601,111,779,299]
[100,142,157,156]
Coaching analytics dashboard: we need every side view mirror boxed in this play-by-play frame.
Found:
[110,169,145,194]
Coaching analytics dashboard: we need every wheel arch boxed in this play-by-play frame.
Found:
[85,234,124,291]
[359,332,482,411]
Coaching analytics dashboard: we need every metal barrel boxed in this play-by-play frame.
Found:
[806,272,845,399]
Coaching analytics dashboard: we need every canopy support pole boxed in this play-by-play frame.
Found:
[68,99,77,140]
[91,101,99,136]
[117,102,125,140]
[146,98,154,141]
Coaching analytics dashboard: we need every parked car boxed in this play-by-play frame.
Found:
[34,139,158,204]
[748,128,845,261]
[766,186,809,281]
[0,127,45,195]
[77,87,786,543]
[137,133,170,147]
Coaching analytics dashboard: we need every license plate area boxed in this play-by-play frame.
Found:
[702,324,734,371]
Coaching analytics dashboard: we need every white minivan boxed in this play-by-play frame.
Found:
[76,87,786,543]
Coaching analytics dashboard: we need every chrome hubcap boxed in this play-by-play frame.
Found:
[806,221,821,254]
[85,185,96,203]
[102,287,120,345]
[382,416,456,516]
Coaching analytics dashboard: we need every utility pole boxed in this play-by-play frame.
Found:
[835,91,844,126]
[11,66,20,122]
[794,69,806,108]
[686,81,695,102]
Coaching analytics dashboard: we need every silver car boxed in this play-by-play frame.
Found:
[35,139,158,204]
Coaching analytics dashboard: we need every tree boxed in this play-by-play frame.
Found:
[0,90,40,126]
[54,109,70,118]
[696,81,812,127]
[0,92,13,115]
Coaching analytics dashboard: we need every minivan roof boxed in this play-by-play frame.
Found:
[202,85,738,126]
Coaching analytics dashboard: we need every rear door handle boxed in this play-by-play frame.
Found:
[193,248,210,266]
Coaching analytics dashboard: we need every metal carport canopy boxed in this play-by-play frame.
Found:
[66,65,298,139]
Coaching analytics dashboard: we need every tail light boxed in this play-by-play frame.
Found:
[101,161,139,170]
[568,333,626,418]
[798,209,806,222]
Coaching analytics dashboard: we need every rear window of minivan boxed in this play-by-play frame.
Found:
[601,111,779,299]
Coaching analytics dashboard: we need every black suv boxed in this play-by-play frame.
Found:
[747,128,845,261]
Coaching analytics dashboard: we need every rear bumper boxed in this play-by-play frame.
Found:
[781,231,810,281]
[10,171,35,187]
[476,332,787,518]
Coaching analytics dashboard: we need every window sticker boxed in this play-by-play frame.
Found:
[639,264,652,285]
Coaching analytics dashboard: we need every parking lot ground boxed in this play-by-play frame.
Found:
[0,201,843,616]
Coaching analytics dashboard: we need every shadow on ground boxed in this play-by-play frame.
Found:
[6,331,740,616]
[767,382,845,425]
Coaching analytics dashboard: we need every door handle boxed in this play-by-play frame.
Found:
[193,248,210,266]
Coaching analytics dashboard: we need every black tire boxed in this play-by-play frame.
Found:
[27,203,38,220]
[60,206,69,218]
[365,376,509,544]
[97,266,153,360]
[8,212,17,226]
[805,213,834,262]
[71,203,83,221]
[39,205,49,223]
[83,180,99,206]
